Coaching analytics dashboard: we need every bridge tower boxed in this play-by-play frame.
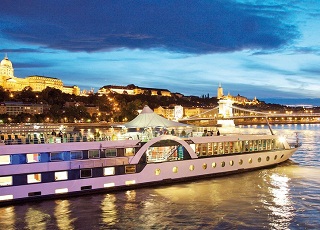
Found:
[217,99,235,127]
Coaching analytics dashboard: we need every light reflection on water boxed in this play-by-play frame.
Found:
[0,124,320,229]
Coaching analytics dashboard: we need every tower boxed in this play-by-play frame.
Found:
[217,83,223,99]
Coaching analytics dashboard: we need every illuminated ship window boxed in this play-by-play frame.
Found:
[189,165,195,171]
[27,153,40,163]
[221,161,225,167]
[248,158,252,164]
[0,155,11,165]
[55,188,68,194]
[125,180,136,185]
[55,171,68,181]
[258,157,262,163]
[239,159,243,165]
[173,166,178,173]
[212,162,216,168]
[125,165,136,174]
[104,183,115,188]
[125,148,135,156]
[0,176,12,186]
[266,156,270,161]
[27,173,41,183]
[71,151,83,160]
[202,163,207,169]
[229,160,234,166]
[0,194,13,201]
[104,167,115,176]
[80,169,92,178]
[105,148,117,157]
[88,149,100,158]
[274,155,278,160]
[155,168,161,175]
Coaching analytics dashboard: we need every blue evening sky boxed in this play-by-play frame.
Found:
[0,1,319,100]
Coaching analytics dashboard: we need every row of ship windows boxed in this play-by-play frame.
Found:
[168,154,284,174]
[0,148,134,165]
[0,166,134,187]
[0,154,284,188]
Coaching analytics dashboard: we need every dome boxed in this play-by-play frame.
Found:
[1,55,13,68]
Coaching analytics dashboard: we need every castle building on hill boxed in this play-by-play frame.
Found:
[0,55,80,95]
[98,84,171,97]
[217,84,259,105]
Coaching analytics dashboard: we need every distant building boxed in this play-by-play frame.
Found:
[0,55,80,95]
[0,102,49,116]
[217,84,259,105]
[98,84,171,97]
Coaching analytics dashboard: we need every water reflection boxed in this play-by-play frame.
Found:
[267,173,294,229]
[25,207,50,230]
[0,206,15,229]
[101,194,117,226]
[55,200,74,230]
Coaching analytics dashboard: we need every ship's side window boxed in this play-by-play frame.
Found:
[71,151,83,160]
[229,160,234,166]
[0,176,12,186]
[27,153,40,163]
[155,169,161,175]
[105,148,117,157]
[248,158,252,164]
[274,155,278,160]
[202,163,207,169]
[258,157,262,163]
[189,165,195,171]
[104,167,115,176]
[27,173,41,183]
[0,155,11,165]
[221,161,225,167]
[125,148,135,157]
[173,166,178,173]
[55,171,68,181]
[50,152,64,161]
[125,165,136,174]
[266,156,270,161]
[239,159,243,165]
[88,149,100,159]
[80,169,92,178]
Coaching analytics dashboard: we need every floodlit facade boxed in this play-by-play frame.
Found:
[0,55,80,95]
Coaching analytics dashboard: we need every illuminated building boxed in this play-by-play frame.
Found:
[0,55,80,95]
[98,85,171,97]
[0,102,49,115]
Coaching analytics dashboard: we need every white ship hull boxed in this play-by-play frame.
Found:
[0,134,298,205]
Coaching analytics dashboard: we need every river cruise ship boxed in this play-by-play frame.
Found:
[0,127,299,205]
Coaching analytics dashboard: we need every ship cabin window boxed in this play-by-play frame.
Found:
[80,169,92,178]
[55,171,68,181]
[88,149,100,158]
[50,152,65,161]
[125,165,136,174]
[27,153,40,163]
[27,173,41,183]
[0,176,12,186]
[0,195,13,201]
[71,151,83,160]
[103,167,115,176]
[0,155,11,165]
[105,148,117,157]
[125,148,135,156]
[55,188,68,194]
[155,168,161,175]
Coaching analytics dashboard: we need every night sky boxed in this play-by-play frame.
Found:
[1,1,319,100]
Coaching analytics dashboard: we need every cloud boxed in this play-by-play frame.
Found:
[0,0,299,54]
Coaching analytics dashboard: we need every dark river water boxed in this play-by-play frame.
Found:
[0,124,319,229]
